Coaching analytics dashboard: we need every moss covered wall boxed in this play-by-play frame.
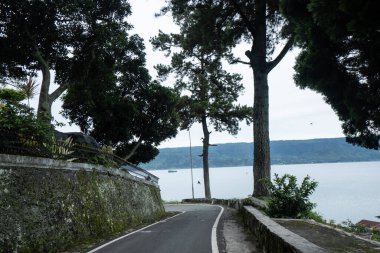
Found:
[0,154,165,253]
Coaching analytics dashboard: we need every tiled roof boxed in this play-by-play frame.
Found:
[357,219,380,229]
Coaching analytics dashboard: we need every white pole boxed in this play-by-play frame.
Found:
[189,129,194,199]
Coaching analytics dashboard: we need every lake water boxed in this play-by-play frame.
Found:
[149,161,380,223]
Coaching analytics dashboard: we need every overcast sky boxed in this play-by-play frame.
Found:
[47,0,344,148]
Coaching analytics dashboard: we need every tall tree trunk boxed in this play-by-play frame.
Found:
[201,115,211,199]
[232,0,292,197]
[35,51,52,122]
[253,70,270,197]
[251,0,270,197]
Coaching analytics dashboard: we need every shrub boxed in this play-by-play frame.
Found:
[338,220,380,242]
[0,88,26,102]
[264,173,318,218]
[0,88,53,152]
[341,220,370,234]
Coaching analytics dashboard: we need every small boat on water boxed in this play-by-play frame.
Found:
[168,169,178,173]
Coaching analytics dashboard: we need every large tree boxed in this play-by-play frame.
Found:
[59,16,180,163]
[63,78,180,164]
[151,8,252,198]
[160,0,293,196]
[281,0,380,149]
[0,0,132,122]
[1,0,181,164]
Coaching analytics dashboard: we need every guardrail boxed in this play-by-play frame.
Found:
[0,138,158,184]
[120,164,159,184]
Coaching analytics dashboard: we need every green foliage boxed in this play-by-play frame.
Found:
[0,0,133,121]
[281,0,380,149]
[152,7,253,135]
[63,77,180,164]
[46,137,76,161]
[341,220,370,234]
[0,0,183,164]
[0,88,26,103]
[0,88,53,148]
[334,220,380,242]
[372,230,380,242]
[307,211,326,223]
[264,174,318,218]
[16,77,39,105]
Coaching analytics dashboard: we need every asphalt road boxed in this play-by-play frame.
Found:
[88,204,224,253]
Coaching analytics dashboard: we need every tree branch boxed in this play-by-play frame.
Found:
[266,37,293,73]
[24,25,49,70]
[124,136,143,161]
[33,50,49,71]
[229,0,255,35]
[49,83,68,102]
[230,59,251,65]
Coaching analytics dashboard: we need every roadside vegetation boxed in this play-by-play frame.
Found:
[0,87,123,167]
[264,174,318,219]
[259,173,380,242]
[0,88,53,146]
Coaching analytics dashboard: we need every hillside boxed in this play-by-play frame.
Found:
[142,138,380,170]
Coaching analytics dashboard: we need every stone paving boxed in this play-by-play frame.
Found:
[220,207,258,253]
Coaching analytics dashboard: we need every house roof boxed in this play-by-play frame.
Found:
[357,219,380,229]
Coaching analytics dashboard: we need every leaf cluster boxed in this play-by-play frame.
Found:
[0,0,132,82]
[0,88,26,103]
[281,0,380,149]
[264,173,318,218]
[1,0,181,164]
[16,77,39,101]
[63,78,180,164]
[151,5,253,135]
[158,0,292,66]
[0,88,53,146]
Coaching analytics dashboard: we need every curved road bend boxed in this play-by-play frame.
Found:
[88,204,224,253]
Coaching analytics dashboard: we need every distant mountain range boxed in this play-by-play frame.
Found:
[142,138,380,170]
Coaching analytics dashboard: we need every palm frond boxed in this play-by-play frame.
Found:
[17,77,39,101]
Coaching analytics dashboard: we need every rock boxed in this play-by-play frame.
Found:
[54,130,99,149]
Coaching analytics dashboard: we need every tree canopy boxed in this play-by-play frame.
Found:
[281,0,380,149]
[0,0,132,121]
[0,0,181,164]
[0,88,52,147]
[63,78,180,164]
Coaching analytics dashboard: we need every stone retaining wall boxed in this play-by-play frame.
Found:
[0,154,164,253]
[242,206,326,253]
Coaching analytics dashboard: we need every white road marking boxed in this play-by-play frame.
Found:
[87,211,185,253]
[212,205,224,253]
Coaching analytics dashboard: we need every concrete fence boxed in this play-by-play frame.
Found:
[242,206,326,253]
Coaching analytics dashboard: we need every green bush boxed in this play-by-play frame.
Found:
[341,220,370,234]
[307,211,326,223]
[0,88,26,102]
[0,88,53,151]
[337,220,380,242]
[264,173,318,218]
